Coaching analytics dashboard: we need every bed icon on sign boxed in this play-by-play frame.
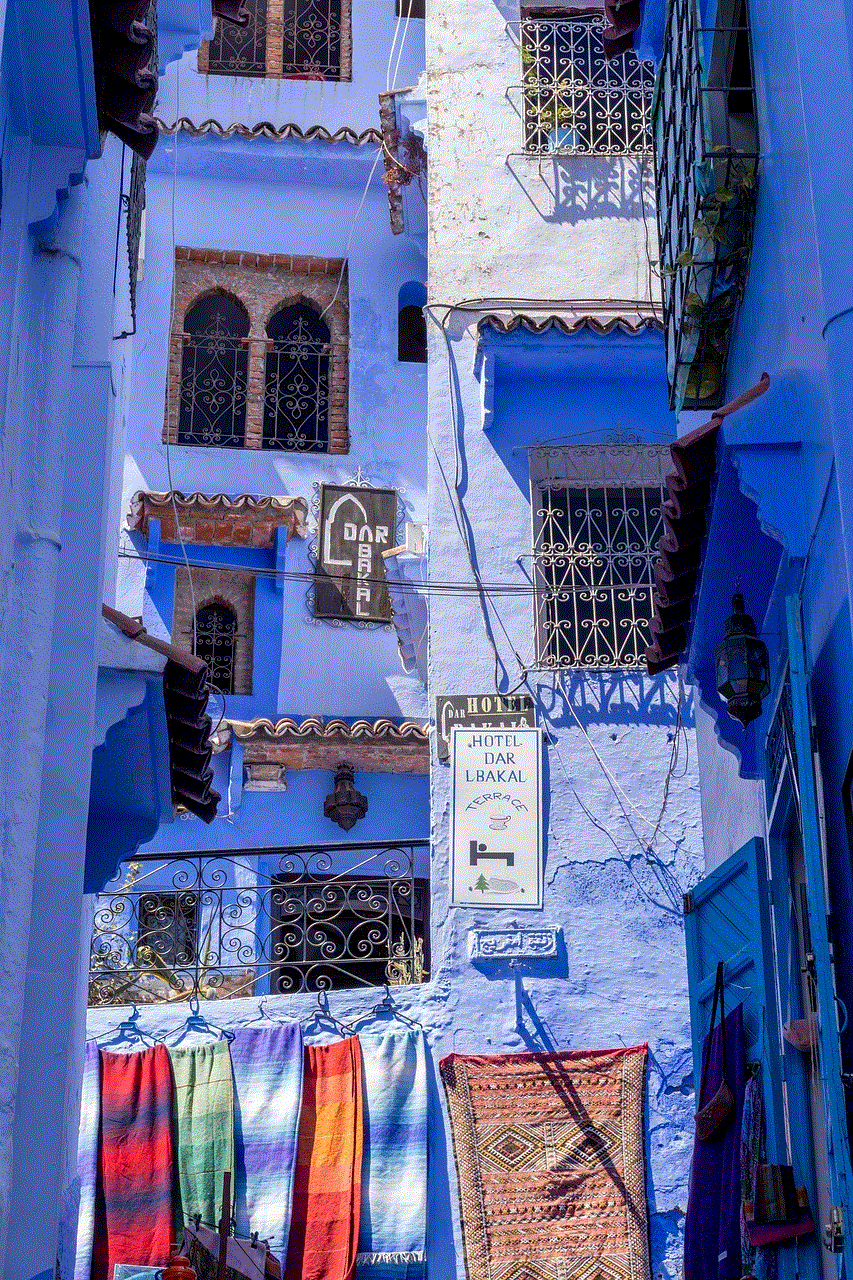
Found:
[469,840,515,867]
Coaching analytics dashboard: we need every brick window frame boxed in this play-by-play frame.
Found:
[173,567,256,694]
[198,0,352,82]
[165,248,349,454]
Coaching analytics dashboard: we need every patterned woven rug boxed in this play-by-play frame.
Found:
[440,1045,650,1280]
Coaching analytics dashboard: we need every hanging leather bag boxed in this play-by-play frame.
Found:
[695,961,735,1141]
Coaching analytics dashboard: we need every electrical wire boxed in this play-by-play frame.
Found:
[117,542,673,596]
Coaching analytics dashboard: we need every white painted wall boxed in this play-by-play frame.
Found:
[424,0,658,307]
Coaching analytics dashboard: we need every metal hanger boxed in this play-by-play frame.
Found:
[300,989,355,1037]
[93,1003,157,1049]
[354,984,423,1030]
[162,994,235,1045]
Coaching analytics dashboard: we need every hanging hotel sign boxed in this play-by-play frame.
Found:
[435,693,536,762]
[450,726,542,909]
[315,484,396,622]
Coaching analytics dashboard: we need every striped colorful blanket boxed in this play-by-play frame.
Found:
[284,1037,364,1280]
[357,1031,428,1280]
[230,1023,305,1262]
[168,1040,236,1239]
[92,1044,175,1280]
[73,1042,102,1280]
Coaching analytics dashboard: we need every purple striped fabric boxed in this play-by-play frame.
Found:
[230,1023,305,1265]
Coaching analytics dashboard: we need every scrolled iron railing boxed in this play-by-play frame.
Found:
[88,841,429,1005]
[514,14,655,157]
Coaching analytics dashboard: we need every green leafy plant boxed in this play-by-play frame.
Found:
[659,148,757,405]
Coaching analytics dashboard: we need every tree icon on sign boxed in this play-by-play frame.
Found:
[475,874,490,892]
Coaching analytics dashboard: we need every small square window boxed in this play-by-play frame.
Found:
[520,12,655,155]
[530,444,670,668]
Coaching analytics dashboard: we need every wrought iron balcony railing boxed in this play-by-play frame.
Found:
[516,15,655,157]
[88,841,429,1005]
[653,0,759,410]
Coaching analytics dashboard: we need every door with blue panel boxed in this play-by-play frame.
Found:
[783,595,853,1274]
[684,836,820,1280]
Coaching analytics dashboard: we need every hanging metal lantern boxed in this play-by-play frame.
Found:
[324,761,368,831]
[715,593,770,727]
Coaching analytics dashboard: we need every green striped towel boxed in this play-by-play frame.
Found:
[168,1040,235,1238]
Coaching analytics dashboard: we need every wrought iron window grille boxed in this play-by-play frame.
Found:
[281,0,343,79]
[194,604,239,694]
[208,0,268,74]
[88,842,429,1004]
[654,0,759,410]
[263,304,331,451]
[513,14,655,157]
[766,667,796,815]
[122,154,146,329]
[207,0,344,79]
[529,444,670,669]
[177,294,250,448]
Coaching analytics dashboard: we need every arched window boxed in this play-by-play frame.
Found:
[178,294,249,448]
[263,303,330,451]
[194,603,238,694]
[398,305,427,362]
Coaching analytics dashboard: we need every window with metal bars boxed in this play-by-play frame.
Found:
[263,303,330,451]
[272,875,428,992]
[208,0,268,74]
[530,445,670,669]
[177,294,249,448]
[653,0,758,409]
[138,891,199,969]
[282,0,343,78]
[194,603,238,694]
[519,12,655,156]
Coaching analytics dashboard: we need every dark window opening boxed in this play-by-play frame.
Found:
[520,11,654,156]
[272,876,428,992]
[282,0,343,79]
[208,0,268,74]
[263,303,331,451]
[396,0,425,17]
[138,892,199,969]
[194,603,238,694]
[533,482,665,668]
[398,304,427,362]
[177,294,249,448]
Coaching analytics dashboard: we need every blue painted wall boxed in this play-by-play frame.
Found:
[83,8,707,1280]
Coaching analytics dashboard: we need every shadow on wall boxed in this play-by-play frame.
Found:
[534,671,693,729]
[425,1049,460,1277]
[505,155,656,226]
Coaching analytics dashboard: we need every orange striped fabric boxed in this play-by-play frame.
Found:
[284,1037,364,1280]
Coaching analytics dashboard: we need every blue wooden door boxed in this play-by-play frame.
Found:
[684,835,821,1280]
[786,595,853,1271]
[684,837,780,1122]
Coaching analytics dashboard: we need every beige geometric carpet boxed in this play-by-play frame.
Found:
[440,1046,650,1280]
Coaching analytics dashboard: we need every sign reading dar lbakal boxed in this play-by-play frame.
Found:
[451,726,542,909]
[315,484,397,622]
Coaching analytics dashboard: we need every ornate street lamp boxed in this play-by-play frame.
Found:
[324,762,368,831]
[715,593,770,727]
